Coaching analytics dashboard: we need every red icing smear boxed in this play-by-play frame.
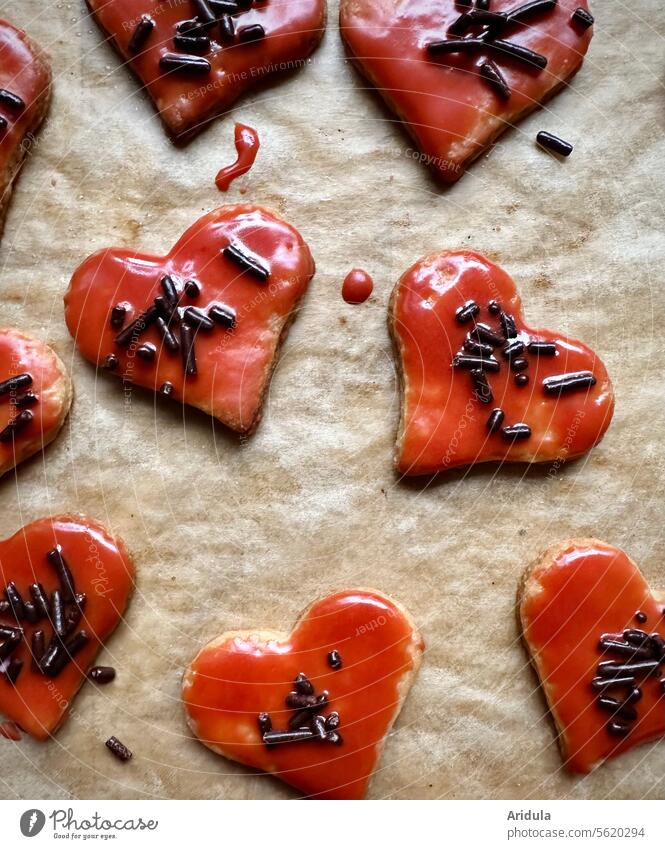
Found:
[342,269,373,304]
[216,123,260,192]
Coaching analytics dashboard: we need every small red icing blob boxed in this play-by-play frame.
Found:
[342,268,373,304]
[215,123,260,192]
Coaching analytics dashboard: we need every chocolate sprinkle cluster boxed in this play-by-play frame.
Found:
[593,612,665,738]
[0,372,38,443]
[452,297,596,441]
[427,1,593,100]
[129,0,266,76]
[259,668,343,747]
[0,87,26,133]
[105,266,242,382]
[0,545,88,684]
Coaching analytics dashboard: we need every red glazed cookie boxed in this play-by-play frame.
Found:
[64,204,315,434]
[0,328,71,478]
[519,540,665,773]
[390,250,613,476]
[340,0,593,183]
[87,0,326,140]
[183,589,424,799]
[0,515,134,740]
[0,19,51,239]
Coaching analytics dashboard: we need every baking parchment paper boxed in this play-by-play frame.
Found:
[1,0,664,800]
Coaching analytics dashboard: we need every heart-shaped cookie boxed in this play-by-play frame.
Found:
[340,0,593,183]
[0,328,71,478]
[183,589,424,799]
[390,250,613,476]
[87,0,326,140]
[0,18,51,239]
[519,539,665,773]
[64,204,315,434]
[0,515,134,740]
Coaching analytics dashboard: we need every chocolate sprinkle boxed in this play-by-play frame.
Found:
[327,650,343,670]
[51,590,66,638]
[511,357,528,372]
[635,610,647,624]
[30,583,50,618]
[24,602,39,624]
[42,630,89,678]
[103,353,119,371]
[193,0,217,24]
[0,410,33,443]
[456,300,480,323]
[294,672,315,696]
[543,371,596,395]
[160,53,211,74]
[115,305,159,347]
[128,15,155,54]
[607,720,631,737]
[263,729,315,745]
[106,736,133,762]
[31,629,45,671]
[174,34,211,55]
[479,59,511,99]
[183,307,215,332]
[514,373,529,386]
[137,342,157,361]
[0,89,25,111]
[0,626,22,660]
[470,368,493,404]
[156,317,180,352]
[501,423,531,440]
[89,666,116,684]
[597,660,660,678]
[111,304,127,328]
[0,373,32,397]
[5,657,23,684]
[470,323,504,347]
[184,280,200,298]
[0,116,7,132]
[500,312,517,339]
[490,39,547,69]
[572,7,594,29]
[488,300,501,314]
[223,242,270,281]
[527,340,556,356]
[5,583,25,620]
[160,275,179,307]
[507,0,557,25]
[159,381,174,397]
[47,545,76,603]
[502,339,524,359]
[536,131,573,157]
[427,38,486,56]
[219,15,236,42]
[180,324,198,377]
[208,304,237,329]
[325,712,340,731]
[15,391,38,408]
[238,24,266,43]
[453,353,500,372]
[486,408,504,433]
[464,338,494,357]
[257,712,272,735]
[591,675,636,691]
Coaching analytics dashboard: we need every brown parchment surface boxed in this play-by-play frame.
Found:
[0,0,664,800]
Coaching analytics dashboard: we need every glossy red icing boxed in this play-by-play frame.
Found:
[340,0,593,182]
[0,19,51,232]
[0,516,134,740]
[342,268,373,304]
[183,589,424,799]
[520,540,665,773]
[64,204,315,434]
[87,0,326,139]
[216,122,260,191]
[390,250,614,476]
[0,329,71,478]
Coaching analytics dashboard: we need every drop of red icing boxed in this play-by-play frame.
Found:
[215,123,260,191]
[342,269,373,304]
